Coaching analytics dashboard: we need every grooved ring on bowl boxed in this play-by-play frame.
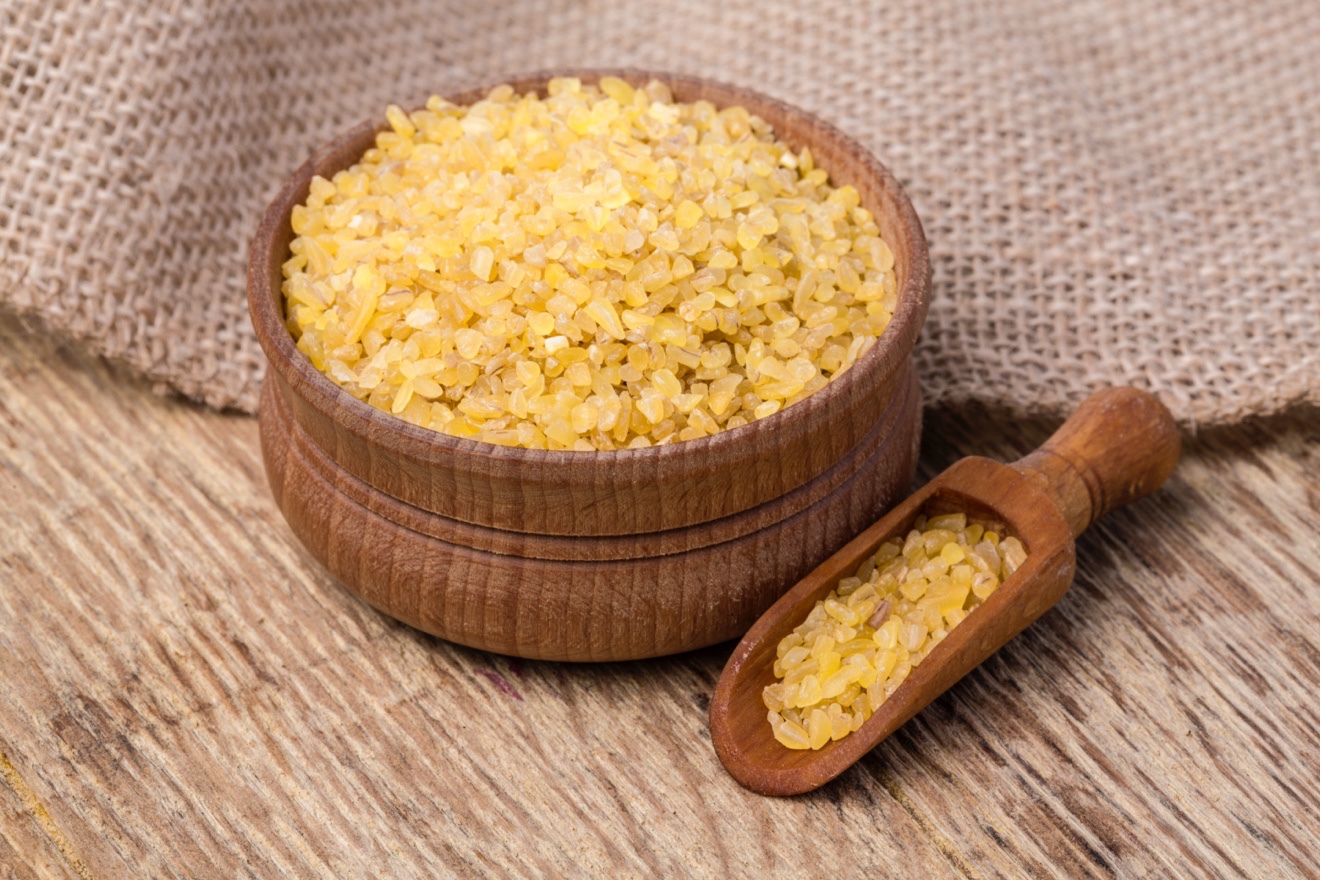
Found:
[259,360,922,660]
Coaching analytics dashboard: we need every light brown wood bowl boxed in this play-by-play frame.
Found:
[247,70,931,661]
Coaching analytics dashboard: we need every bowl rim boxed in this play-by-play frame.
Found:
[247,68,930,466]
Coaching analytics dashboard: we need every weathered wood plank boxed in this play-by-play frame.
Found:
[0,313,948,877]
[1,308,1317,878]
[0,749,84,880]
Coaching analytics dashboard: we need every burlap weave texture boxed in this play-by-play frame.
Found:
[3,0,1317,424]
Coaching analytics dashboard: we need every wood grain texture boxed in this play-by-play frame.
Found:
[2,310,1319,878]
[712,388,1180,795]
[0,752,83,880]
[247,70,932,538]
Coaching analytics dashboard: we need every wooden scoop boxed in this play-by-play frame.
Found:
[709,387,1181,796]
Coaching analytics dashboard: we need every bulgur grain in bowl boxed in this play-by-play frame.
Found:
[247,71,930,660]
[281,76,902,452]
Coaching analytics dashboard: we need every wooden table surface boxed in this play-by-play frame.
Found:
[2,309,1317,879]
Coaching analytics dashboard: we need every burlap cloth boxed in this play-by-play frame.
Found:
[4,0,1317,426]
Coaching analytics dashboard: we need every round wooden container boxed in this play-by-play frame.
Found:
[248,71,931,661]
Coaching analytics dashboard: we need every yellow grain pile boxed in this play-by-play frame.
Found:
[282,77,898,450]
[764,513,1028,750]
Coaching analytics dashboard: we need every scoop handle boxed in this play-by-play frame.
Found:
[1011,387,1180,539]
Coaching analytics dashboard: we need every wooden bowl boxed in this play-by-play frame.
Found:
[247,70,931,661]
